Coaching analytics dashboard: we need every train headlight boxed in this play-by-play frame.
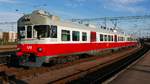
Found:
[37,48,43,52]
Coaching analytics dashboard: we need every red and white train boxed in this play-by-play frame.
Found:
[17,10,137,67]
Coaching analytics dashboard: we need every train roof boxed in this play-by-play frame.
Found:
[54,20,116,34]
[18,10,128,36]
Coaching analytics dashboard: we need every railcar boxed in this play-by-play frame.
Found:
[17,10,137,67]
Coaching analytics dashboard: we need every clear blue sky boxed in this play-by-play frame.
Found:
[0,0,149,37]
[0,0,150,20]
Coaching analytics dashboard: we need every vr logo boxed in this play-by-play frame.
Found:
[27,46,32,50]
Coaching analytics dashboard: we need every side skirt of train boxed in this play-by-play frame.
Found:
[17,42,137,67]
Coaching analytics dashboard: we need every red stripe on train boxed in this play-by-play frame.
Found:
[17,42,137,57]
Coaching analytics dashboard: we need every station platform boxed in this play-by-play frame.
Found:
[109,50,150,84]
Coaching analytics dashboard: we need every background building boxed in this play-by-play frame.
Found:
[0,31,17,45]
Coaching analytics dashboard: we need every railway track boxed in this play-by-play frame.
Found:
[0,50,17,65]
[0,46,143,84]
[0,45,17,53]
[0,55,12,64]
[68,44,150,84]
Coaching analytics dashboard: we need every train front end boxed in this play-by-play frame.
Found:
[17,10,58,67]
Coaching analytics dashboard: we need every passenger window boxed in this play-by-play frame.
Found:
[27,26,32,38]
[128,38,130,41]
[119,37,124,41]
[111,36,113,41]
[122,37,124,41]
[100,34,103,41]
[104,35,107,41]
[82,32,87,41]
[50,25,57,38]
[72,31,80,41]
[61,30,70,41]
[114,35,117,42]
[108,35,111,41]
[118,37,120,41]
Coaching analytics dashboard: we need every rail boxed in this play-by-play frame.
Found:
[68,44,150,84]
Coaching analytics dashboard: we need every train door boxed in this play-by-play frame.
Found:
[114,35,117,42]
[90,31,96,42]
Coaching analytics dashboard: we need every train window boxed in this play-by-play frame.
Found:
[130,38,133,41]
[72,31,80,41]
[34,25,50,39]
[121,37,123,41]
[27,26,32,38]
[82,32,87,41]
[114,35,117,42]
[118,37,124,41]
[108,35,111,41]
[100,34,103,41]
[118,37,119,41]
[50,25,57,38]
[111,36,113,41]
[123,37,125,41]
[127,37,130,41]
[120,37,121,41]
[18,26,25,39]
[104,35,107,41]
[61,30,70,41]
[118,37,120,41]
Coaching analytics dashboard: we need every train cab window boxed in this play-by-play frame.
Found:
[100,34,103,41]
[72,31,80,41]
[82,32,87,41]
[61,30,70,41]
[34,25,50,39]
[104,35,107,41]
[50,25,57,38]
[27,26,32,38]
[18,26,25,39]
